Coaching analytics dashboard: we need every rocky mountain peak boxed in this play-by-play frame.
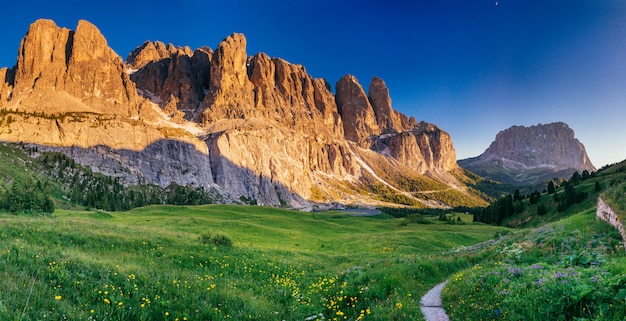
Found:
[485,122,595,171]
[368,76,404,134]
[209,33,249,91]
[195,33,255,124]
[7,19,142,116]
[126,41,177,69]
[335,74,380,144]
[459,122,595,186]
[12,19,72,96]
[0,19,486,209]
[70,20,113,63]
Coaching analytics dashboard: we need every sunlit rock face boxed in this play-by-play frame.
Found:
[0,19,487,209]
[7,19,142,116]
[459,122,596,186]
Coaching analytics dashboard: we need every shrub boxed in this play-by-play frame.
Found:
[199,232,233,247]
[406,214,432,224]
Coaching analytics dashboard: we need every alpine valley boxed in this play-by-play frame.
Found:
[0,19,491,210]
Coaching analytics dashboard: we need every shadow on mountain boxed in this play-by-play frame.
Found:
[19,138,314,210]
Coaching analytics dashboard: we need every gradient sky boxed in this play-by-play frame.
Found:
[1,0,625,167]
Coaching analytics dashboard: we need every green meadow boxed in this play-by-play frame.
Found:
[0,205,506,321]
[442,208,626,320]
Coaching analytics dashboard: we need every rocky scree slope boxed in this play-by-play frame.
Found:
[0,19,487,209]
[459,122,595,187]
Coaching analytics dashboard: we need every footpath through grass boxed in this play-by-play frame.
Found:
[442,208,626,320]
[0,205,505,321]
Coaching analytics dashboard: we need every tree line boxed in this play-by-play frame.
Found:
[39,152,216,212]
[474,170,597,225]
[0,178,54,214]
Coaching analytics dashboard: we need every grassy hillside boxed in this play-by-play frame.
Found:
[440,161,626,320]
[0,205,507,321]
[442,203,626,320]
[473,163,626,228]
[2,140,626,320]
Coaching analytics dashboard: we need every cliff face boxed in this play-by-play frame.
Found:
[0,19,487,209]
[596,197,626,250]
[459,122,596,186]
[6,19,142,116]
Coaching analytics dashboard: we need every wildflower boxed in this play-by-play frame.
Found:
[54,295,62,300]
[507,267,522,276]
[395,302,403,309]
[103,298,111,305]
[165,311,170,316]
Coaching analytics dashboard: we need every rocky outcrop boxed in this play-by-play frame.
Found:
[0,19,489,209]
[480,122,594,171]
[6,19,142,116]
[126,41,192,70]
[373,122,458,173]
[368,76,404,134]
[0,67,14,102]
[459,122,596,186]
[597,197,626,250]
[336,75,380,144]
[130,46,212,117]
[247,53,343,139]
[194,33,255,124]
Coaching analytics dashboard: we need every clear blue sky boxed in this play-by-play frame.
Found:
[1,0,625,167]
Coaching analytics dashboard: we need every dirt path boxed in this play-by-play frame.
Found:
[420,281,449,321]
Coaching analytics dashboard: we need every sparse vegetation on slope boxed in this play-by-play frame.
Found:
[0,143,219,212]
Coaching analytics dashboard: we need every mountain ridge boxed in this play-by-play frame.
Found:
[459,122,595,187]
[0,19,488,210]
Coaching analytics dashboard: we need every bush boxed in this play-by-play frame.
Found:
[199,232,233,247]
[406,214,432,224]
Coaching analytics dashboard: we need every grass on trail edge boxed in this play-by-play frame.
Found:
[442,208,626,320]
[0,205,506,321]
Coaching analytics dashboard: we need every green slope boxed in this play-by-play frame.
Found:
[0,205,506,321]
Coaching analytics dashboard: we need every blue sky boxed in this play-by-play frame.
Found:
[1,0,625,167]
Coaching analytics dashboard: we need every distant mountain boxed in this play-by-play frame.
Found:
[0,19,488,210]
[458,122,595,187]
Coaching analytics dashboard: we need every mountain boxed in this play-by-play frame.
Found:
[0,19,488,210]
[458,122,595,187]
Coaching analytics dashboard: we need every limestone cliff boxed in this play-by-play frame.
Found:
[6,19,142,116]
[0,19,488,209]
[459,122,596,186]
[335,75,380,144]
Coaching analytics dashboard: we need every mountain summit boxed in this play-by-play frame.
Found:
[0,19,487,209]
[459,122,595,186]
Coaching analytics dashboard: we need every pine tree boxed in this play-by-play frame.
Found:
[547,181,556,194]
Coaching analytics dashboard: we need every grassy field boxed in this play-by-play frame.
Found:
[0,205,507,321]
[443,202,626,320]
